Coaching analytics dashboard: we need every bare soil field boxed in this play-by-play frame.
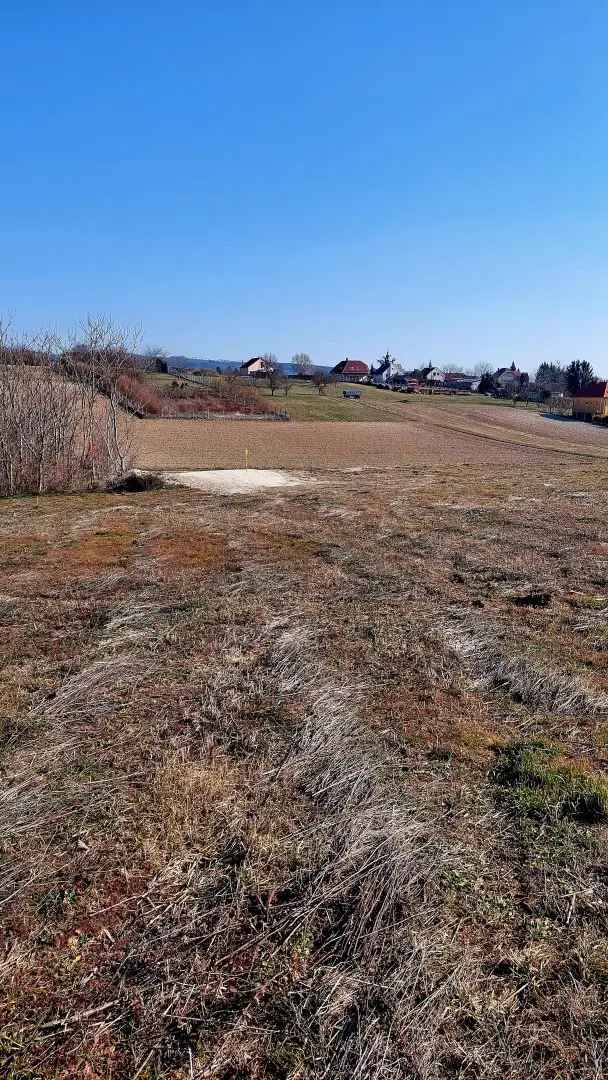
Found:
[134,404,608,470]
[405,400,608,450]
[2,458,608,1078]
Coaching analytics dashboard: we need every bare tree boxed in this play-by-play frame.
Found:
[293,352,312,376]
[535,362,566,394]
[313,370,334,395]
[142,346,169,373]
[267,367,284,396]
[261,352,279,374]
[473,361,493,377]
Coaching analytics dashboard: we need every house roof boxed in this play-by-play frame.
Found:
[331,359,369,375]
[240,356,265,369]
[574,381,608,398]
[443,372,476,381]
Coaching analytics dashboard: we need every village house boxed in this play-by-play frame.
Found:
[422,368,479,391]
[495,362,527,388]
[239,356,270,376]
[391,373,421,391]
[442,372,480,391]
[330,358,369,383]
[572,381,608,421]
[369,352,396,385]
[424,367,444,384]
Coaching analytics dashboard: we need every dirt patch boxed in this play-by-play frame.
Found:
[163,468,309,493]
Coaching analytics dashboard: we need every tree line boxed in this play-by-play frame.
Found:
[476,359,596,398]
[535,359,595,395]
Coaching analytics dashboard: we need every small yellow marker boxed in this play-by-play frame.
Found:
[245,448,249,469]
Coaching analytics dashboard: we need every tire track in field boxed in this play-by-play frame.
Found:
[360,397,608,460]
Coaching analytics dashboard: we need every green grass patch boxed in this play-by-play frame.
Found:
[258,380,409,421]
[255,381,540,421]
[493,739,608,820]
[574,594,608,610]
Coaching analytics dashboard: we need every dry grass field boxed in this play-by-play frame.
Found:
[133,400,608,471]
[2,453,608,1078]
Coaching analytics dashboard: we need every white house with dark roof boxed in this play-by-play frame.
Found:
[495,362,527,388]
[240,356,270,376]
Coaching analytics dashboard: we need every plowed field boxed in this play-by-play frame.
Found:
[133,404,608,470]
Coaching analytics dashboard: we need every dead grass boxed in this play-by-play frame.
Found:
[438,613,608,716]
[2,462,608,1077]
[146,528,228,569]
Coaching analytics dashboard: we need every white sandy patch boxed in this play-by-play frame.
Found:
[162,468,309,494]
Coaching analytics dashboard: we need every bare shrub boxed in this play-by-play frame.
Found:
[116,372,163,414]
[111,367,277,417]
[219,371,276,414]
[61,314,137,473]
[0,317,134,495]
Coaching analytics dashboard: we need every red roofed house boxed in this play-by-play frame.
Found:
[330,358,369,383]
[572,381,608,421]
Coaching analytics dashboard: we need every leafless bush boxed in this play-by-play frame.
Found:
[0,316,134,495]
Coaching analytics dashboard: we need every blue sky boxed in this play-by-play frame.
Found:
[2,1,608,373]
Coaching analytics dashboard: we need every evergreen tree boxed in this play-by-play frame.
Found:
[478,371,496,394]
[566,359,594,394]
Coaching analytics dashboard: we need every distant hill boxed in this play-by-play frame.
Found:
[168,356,240,372]
[168,356,331,375]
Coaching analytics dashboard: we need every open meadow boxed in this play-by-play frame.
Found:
[2,447,608,1078]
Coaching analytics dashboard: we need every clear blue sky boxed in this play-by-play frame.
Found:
[2,1,607,373]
